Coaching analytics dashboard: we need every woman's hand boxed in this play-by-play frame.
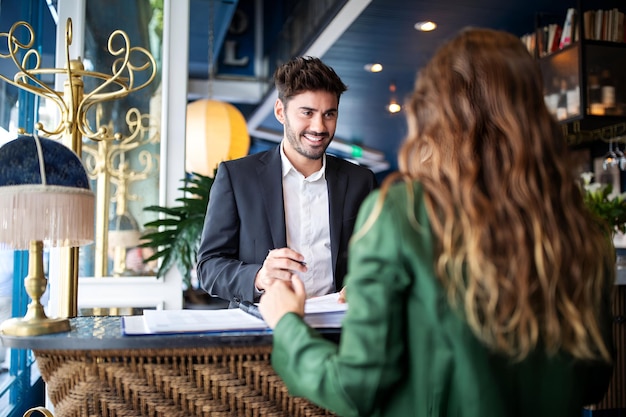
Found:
[258,274,306,329]
[254,248,307,291]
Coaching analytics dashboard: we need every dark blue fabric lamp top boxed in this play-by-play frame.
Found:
[0,134,94,249]
[108,213,139,232]
[0,134,90,188]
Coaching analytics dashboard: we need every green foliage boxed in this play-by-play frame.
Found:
[139,172,214,288]
[149,0,164,39]
[581,172,626,235]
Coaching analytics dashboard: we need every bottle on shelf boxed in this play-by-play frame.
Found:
[566,74,580,117]
[587,67,603,115]
[601,69,616,115]
[544,77,560,117]
[556,78,568,120]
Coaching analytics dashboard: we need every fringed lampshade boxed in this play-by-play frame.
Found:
[0,135,94,248]
[108,211,141,276]
[108,212,140,249]
[0,134,94,336]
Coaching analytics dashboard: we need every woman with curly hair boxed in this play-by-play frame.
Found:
[259,27,615,417]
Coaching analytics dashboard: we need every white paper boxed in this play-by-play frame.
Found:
[304,292,348,314]
[142,309,268,333]
[304,312,345,328]
[121,292,348,335]
[121,315,150,335]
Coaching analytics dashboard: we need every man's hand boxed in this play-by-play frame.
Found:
[254,248,307,291]
[258,274,306,329]
[337,286,347,303]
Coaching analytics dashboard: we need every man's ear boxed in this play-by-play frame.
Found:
[274,98,285,124]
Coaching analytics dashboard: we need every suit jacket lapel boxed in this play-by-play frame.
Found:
[258,146,287,248]
[326,156,346,278]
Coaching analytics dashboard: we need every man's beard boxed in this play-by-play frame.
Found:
[284,117,332,160]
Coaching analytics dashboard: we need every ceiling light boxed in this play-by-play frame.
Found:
[415,21,437,32]
[387,82,401,114]
[387,101,401,114]
[364,63,383,73]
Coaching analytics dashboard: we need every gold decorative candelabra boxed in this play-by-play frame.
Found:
[0,18,156,318]
[82,106,159,277]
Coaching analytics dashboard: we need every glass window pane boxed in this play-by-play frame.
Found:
[79,0,163,279]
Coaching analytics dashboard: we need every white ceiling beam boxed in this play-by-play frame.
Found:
[246,0,373,132]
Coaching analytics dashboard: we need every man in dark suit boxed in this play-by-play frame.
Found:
[196,56,376,307]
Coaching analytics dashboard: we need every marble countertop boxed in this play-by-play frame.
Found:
[0,316,280,351]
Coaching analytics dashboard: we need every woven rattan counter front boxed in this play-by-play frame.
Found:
[2,316,339,417]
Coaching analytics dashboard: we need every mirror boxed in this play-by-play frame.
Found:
[78,0,163,280]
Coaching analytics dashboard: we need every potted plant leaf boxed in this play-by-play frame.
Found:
[139,171,216,305]
[580,171,626,234]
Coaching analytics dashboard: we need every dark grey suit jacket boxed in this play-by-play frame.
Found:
[196,145,377,307]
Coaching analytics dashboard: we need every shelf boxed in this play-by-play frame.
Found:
[530,2,626,145]
[541,42,626,119]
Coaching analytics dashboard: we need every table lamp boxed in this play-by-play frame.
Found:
[108,211,141,275]
[0,134,94,336]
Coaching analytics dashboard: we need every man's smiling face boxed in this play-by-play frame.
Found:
[275,90,338,161]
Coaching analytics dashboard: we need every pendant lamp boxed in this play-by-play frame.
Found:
[185,1,250,177]
[185,99,249,176]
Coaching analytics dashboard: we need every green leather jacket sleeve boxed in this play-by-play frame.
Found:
[271,185,425,416]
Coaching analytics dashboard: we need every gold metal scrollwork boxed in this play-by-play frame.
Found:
[0,17,156,317]
[563,121,626,146]
[23,407,55,417]
[82,106,160,277]
[0,18,156,142]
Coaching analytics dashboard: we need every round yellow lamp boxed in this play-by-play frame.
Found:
[185,99,250,177]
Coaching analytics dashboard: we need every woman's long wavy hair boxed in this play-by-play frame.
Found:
[388,28,613,361]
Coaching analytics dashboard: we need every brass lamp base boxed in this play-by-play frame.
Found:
[0,316,70,336]
[0,240,71,336]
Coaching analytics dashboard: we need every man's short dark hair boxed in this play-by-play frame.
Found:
[273,56,348,103]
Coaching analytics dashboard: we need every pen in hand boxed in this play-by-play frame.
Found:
[239,300,264,321]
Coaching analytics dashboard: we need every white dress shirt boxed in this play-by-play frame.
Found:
[280,143,334,297]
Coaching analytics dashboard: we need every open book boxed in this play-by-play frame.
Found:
[121,292,347,335]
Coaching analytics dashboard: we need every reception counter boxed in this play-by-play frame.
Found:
[1,316,339,417]
[1,285,624,416]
